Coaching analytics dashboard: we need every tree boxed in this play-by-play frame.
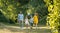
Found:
[44,0,60,33]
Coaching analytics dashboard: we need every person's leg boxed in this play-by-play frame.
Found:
[19,20,21,27]
[19,20,22,29]
[36,22,38,29]
[30,23,32,29]
[31,23,33,29]
[25,24,28,29]
[33,23,35,27]
[21,20,23,28]
[19,20,24,30]
[36,23,37,29]
[27,24,28,28]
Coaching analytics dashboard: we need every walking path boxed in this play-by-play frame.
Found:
[0,23,51,33]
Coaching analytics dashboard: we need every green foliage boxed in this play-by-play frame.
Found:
[44,0,60,33]
[0,0,19,23]
[0,0,48,25]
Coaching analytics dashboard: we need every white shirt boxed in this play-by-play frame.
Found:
[25,18,29,24]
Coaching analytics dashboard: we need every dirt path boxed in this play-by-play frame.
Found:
[0,23,51,33]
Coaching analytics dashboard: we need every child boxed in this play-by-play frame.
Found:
[25,16,29,29]
[18,11,24,29]
[33,13,38,29]
[29,15,33,29]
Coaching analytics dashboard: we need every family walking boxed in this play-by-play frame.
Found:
[18,11,38,29]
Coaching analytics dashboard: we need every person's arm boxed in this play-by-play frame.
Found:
[24,19,25,23]
[17,14,19,22]
[22,14,24,22]
[18,14,19,19]
[33,16,35,20]
[23,14,24,19]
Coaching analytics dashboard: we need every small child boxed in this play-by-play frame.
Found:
[18,11,24,29]
[29,15,33,29]
[25,16,29,29]
[33,13,38,29]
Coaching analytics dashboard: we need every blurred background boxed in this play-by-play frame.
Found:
[0,0,60,33]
